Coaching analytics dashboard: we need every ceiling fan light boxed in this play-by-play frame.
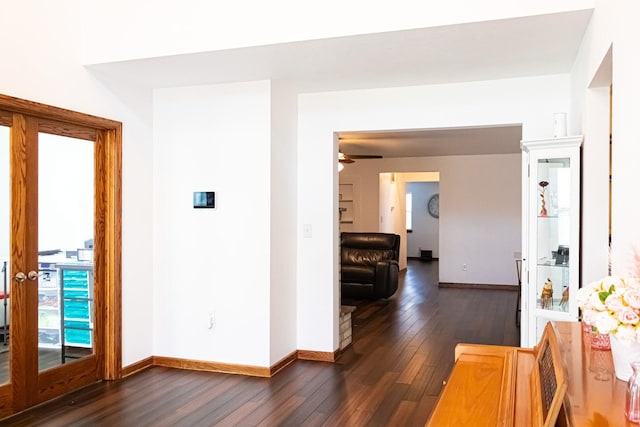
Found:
[338,162,344,172]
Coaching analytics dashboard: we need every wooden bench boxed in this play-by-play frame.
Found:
[426,322,570,426]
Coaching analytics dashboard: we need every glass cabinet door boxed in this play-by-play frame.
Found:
[536,157,571,313]
[521,136,582,347]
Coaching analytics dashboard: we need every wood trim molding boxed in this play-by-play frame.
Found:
[0,93,120,130]
[123,349,340,380]
[121,357,154,378]
[0,109,11,126]
[152,356,272,378]
[36,357,98,405]
[0,384,13,420]
[99,126,123,381]
[439,282,519,291]
[38,118,97,141]
[297,349,341,363]
[10,114,40,411]
[270,352,297,377]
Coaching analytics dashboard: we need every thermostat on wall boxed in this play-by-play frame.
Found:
[193,191,215,208]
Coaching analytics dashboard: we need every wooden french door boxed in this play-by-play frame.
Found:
[0,94,122,418]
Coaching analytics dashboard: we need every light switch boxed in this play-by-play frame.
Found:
[303,224,312,238]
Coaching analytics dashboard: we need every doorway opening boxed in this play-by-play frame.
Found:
[405,177,440,262]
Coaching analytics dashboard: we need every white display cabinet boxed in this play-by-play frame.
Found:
[520,136,582,347]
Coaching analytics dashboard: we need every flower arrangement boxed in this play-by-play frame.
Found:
[577,275,640,343]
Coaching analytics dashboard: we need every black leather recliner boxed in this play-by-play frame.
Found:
[340,232,400,299]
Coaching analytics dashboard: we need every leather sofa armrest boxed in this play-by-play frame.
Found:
[374,260,399,298]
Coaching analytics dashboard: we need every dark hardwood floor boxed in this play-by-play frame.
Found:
[2,260,519,426]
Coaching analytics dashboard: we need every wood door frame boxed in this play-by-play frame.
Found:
[0,93,122,415]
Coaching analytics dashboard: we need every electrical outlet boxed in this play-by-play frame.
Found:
[208,312,215,330]
[463,264,468,271]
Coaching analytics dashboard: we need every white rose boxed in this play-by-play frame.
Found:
[582,309,598,326]
[606,294,625,313]
[626,289,640,310]
[618,306,640,325]
[577,287,593,309]
[616,325,637,343]
[602,275,623,290]
[588,291,606,311]
[594,311,619,334]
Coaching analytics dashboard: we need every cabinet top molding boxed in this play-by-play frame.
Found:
[520,135,583,152]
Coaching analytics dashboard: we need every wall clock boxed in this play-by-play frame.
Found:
[427,193,439,218]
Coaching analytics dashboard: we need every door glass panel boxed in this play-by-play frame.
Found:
[37,133,94,372]
[0,125,9,385]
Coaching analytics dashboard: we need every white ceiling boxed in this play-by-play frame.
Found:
[90,9,592,157]
[338,124,523,158]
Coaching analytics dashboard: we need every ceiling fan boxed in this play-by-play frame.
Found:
[338,152,383,165]
[338,152,382,171]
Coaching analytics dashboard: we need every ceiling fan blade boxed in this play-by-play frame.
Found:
[339,158,355,164]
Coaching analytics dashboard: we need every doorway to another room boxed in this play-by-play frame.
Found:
[406,179,439,263]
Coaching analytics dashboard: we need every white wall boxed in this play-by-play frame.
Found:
[0,0,155,367]
[153,81,273,366]
[406,182,440,259]
[378,173,408,270]
[567,0,640,280]
[0,128,8,260]
[568,1,612,283]
[609,2,640,275]
[269,82,298,364]
[81,0,593,64]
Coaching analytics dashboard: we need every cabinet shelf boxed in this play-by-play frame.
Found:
[536,262,569,268]
[536,299,570,312]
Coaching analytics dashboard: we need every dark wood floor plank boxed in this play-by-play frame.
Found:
[1,260,520,426]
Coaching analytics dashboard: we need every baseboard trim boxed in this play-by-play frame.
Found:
[297,349,341,362]
[439,282,519,291]
[120,349,341,380]
[122,351,310,378]
[152,356,272,378]
[121,356,153,378]
[270,351,298,376]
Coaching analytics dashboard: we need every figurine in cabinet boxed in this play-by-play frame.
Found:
[541,278,553,309]
[560,286,569,309]
[539,180,549,217]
